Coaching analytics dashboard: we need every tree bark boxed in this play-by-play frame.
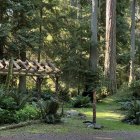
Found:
[90,0,98,73]
[19,51,26,93]
[129,0,136,84]
[18,11,27,93]
[0,2,6,84]
[104,0,116,94]
[36,2,43,96]
[90,0,98,124]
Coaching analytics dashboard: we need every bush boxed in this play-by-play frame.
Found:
[116,83,133,102]
[130,80,140,98]
[71,95,91,108]
[0,96,17,110]
[96,86,109,100]
[16,104,40,122]
[0,96,17,124]
[37,98,61,124]
[9,90,31,110]
[0,87,36,124]
[0,108,17,124]
[58,88,70,102]
[121,99,140,125]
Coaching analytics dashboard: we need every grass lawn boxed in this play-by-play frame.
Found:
[0,95,139,136]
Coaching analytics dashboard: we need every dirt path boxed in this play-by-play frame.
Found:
[0,131,140,140]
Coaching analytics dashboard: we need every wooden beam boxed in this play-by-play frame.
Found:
[13,60,21,70]
[0,59,60,76]
[33,61,44,70]
[26,60,37,70]
[17,60,28,69]
[0,60,4,69]
[2,58,9,69]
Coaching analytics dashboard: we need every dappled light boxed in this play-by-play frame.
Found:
[82,110,123,121]
[0,0,140,139]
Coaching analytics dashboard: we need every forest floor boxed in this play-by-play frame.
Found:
[0,95,140,140]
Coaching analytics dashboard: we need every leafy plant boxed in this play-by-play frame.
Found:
[96,86,109,100]
[121,100,140,125]
[0,108,17,124]
[37,98,61,124]
[71,95,91,108]
[9,90,31,110]
[0,87,33,124]
[0,96,17,110]
[130,80,140,98]
[16,104,40,122]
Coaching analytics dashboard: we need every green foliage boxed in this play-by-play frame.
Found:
[0,108,17,124]
[118,82,140,125]
[0,96,17,110]
[121,100,140,125]
[96,86,109,100]
[0,87,37,124]
[16,104,40,122]
[116,83,133,101]
[58,88,70,102]
[71,95,91,108]
[37,98,61,124]
[9,90,32,110]
[0,88,17,124]
[130,80,140,98]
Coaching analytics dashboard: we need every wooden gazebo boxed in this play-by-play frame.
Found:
[0,59,60,76]
[0,58,60,94]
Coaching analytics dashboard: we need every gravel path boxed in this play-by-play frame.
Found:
[0,131,140,140]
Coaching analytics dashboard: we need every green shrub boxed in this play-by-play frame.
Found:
[121,100,140,125]
[58,88,70,102]
[71,95,91,108]
[130,80,140,98]
[116,83,133,102]
[9,90,31,110]
[0,96,17,110]
[0,87,33,124]
[16,104,40,122]
[96,86,109,100]
[0,108,17,124]
[37,98,61,124]
[0,95,18,124]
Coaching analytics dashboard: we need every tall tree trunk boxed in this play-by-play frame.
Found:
[19,51,26,93]
[90,0,98,73]
[77,0,82,95]
[18,11,27,93]
[0,2,6,84]
[90,0,98,124]
[36,3,43,96]
[104,0,116,94]
[129,0,136,84]
[0,8,5,58]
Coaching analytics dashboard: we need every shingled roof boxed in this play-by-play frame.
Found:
[0,59,60,76]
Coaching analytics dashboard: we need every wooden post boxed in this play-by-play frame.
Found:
[36,76,43,98]
[93,90,96,124]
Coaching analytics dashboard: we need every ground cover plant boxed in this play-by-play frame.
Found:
[0,95,140,137]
